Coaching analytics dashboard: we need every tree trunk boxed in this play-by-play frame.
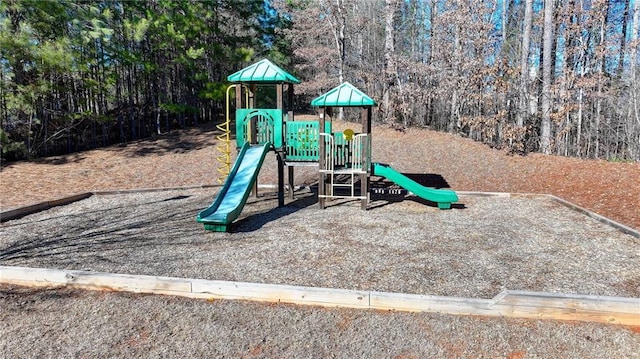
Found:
[594,0,609,159]
[448,88,458,133]
[502,0,508,44]
[618,0,630,75]
[428,0,437,66]
[128,65,136,141]
[321,0,346,120]
[628,0,639,159]
[631,0,639,80]
[0,59,7,134]
[540,0,554,154]
[517,0,533,128]
[449,20,461,134]
[336,0,345,120]
[383,0,398,123]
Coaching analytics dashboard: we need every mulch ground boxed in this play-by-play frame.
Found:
[1,189,638,299]
[2,119,639,230]
[1,118,639,357]
[2,283,638,358]
[1,283,639,358]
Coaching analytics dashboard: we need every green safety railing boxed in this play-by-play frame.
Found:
[284,121,332,161]
[318,132,370,172]
[330,132,369,169]
[234,113,367,166]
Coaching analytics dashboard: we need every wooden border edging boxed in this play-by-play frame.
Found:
[0,185,222,223]
[92,184,221,196]
[0,193,93,223]
[456,191,639,238]
[1,266,638,326]
[456,191,512,197]
[546,195,640,238]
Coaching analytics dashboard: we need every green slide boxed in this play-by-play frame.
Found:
[372,162,458,209]
[197,142,270,232]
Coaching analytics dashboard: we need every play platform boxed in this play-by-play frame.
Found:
[198,59,459,231]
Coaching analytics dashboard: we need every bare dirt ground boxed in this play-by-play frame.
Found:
[1,118,639,358]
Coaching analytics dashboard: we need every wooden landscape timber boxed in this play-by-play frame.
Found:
[0,193,93,222]
[0,185,220,223]
[545,194,640,239]
[456,191,640,239]
[1,266,638,326]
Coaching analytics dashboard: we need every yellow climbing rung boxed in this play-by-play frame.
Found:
[214,85,235,184]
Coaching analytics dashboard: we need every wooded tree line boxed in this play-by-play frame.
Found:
[2,0,639,162]
[277,0,640,161]
[1,0,279,161]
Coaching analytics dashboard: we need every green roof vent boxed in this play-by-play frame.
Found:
[227,59,301,84]
[311,82,376,107]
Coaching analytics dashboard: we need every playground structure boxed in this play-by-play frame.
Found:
[197,59,458,231]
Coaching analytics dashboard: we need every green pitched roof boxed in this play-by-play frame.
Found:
[227,59,301,84]
[311,82,376,107]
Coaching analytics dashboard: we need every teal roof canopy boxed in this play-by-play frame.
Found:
[311,82,376,107]
[227,59,301,84]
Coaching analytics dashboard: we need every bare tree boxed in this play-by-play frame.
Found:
[276,0,640,161]
[517,0,533,129]
[631,0,639,79]
[593,0,609,158]
[540,0,555,154]
[618,0,630,75]
[322,0,347,119]
[382,0,399,123]
[274,1,340,97]
[628,0,640,159]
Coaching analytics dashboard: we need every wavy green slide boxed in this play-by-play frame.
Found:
[197,142,270,231]
[372,163,458,209]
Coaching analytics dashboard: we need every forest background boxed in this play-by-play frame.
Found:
[1,0,639,163]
